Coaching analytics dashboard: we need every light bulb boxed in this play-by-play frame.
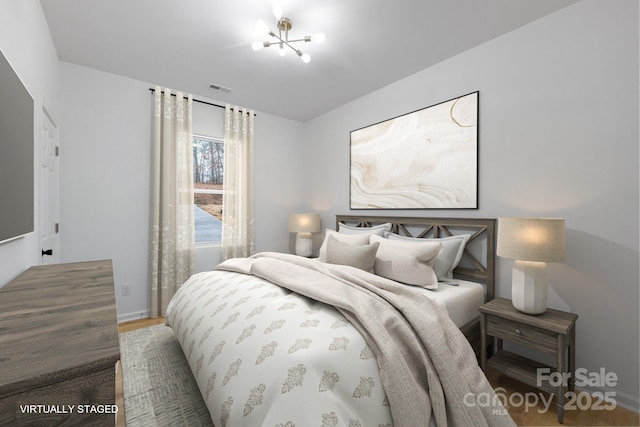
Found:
[279,46,287,57]
[301,53,311,63]
[256,19,269,33]
[311,33,326,43]
[251,41,264,51]
[273,5,283,20]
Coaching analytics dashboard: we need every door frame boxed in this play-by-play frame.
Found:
[39,103,59,265]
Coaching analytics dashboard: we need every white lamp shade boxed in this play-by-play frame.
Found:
[288,213,321,233]
[256,19,269,33]
[272,5,283,20]
[498,217,565,314]
[497,218,565,262]
[311,32,326,43]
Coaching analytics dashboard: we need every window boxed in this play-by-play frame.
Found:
[193,135,224,244]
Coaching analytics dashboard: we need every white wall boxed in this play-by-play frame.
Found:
[303,0,639,410]
[58,62,306,320]
[0,0,59,286]
[59,63,153,319]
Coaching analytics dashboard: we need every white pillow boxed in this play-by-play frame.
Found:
[370,234,443,289]
[385,233,471,280]
[318,229,379,262]
[337,222,392,235]
[326,236,379,272]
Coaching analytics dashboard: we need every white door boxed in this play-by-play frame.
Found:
[39,105,59,265]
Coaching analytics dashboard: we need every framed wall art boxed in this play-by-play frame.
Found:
[350,91,478,209]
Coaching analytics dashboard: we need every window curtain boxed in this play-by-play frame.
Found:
[221,105,255,260]
[150,86,196,317]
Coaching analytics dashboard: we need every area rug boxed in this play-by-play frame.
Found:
[119,324,214,426]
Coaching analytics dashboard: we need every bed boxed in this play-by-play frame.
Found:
[335,215,497,354]
[165,216,513,427]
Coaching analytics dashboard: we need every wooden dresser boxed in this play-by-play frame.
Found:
[0,260,120,426]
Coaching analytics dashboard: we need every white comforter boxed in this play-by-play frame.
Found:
[166,253,514,427]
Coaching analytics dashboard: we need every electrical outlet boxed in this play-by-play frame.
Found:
[122,284,131,296]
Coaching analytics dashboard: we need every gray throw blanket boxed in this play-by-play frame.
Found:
[217,252,516,427]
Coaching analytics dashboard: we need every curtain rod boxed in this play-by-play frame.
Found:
[148,88,256,116]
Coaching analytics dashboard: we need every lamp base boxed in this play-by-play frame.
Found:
[511,260,548,314]
[295,232,313,257]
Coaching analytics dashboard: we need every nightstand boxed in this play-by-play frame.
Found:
[480,298,578,424]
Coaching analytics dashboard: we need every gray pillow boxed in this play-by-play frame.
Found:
[318,229,379,262]
[326,236,380,272]
[370,234,442,289]
[338,222,392,235]
[385,233,471,280]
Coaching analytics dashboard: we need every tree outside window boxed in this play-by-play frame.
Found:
[193,135,223,243]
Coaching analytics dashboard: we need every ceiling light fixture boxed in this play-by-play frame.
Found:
[251,8,325,63]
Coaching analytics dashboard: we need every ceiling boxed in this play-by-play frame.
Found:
[40,0,577,122]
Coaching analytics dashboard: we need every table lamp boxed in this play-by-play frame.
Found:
[497,217,566,314]
[288,213,321,257]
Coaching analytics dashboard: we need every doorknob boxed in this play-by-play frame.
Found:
[42,249,53,256]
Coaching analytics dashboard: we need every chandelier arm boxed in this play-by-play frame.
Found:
[280,37,311,44]
[254,14,315,62]
[267,33,306,54]
[263,38,309,45]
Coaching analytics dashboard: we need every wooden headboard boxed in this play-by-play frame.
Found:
[335,215,497,301]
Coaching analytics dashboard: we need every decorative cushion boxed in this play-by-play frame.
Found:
[318,229,380,262]
[325,236,380,272]
[370,234,442,289]
[338,222,392,235]
[385,233,471,280]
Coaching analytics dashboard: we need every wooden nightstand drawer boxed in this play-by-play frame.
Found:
[486,315,557,354]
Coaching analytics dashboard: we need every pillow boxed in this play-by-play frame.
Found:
[326,236,379,272]
[385,233,471,280]
[337,222,392,235]
[318,229,379,262]
[370,234,443,289]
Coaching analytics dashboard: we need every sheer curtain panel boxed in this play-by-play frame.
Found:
[221,105,255,260]
[150,87,196,317]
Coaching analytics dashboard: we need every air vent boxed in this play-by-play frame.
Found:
[209,83,233,93]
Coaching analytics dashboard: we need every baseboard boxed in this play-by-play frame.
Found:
[117,310,150,324]
[578,384,640,414]
[616,393,640,414]
[603,388,639,414]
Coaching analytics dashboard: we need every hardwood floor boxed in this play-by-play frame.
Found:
[485,370,640,426]
[118,316,167,333]
[115,318,639,427]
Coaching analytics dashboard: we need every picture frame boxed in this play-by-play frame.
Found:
[350,91,479,209]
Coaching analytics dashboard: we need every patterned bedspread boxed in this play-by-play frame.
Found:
[166,267,392,426]
[166,253,515,427]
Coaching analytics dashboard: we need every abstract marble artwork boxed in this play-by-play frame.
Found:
[350,91,478,209]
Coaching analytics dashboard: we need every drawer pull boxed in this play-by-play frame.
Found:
[515,328,522,335]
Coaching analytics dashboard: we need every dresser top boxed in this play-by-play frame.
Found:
[0,260,120,398]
